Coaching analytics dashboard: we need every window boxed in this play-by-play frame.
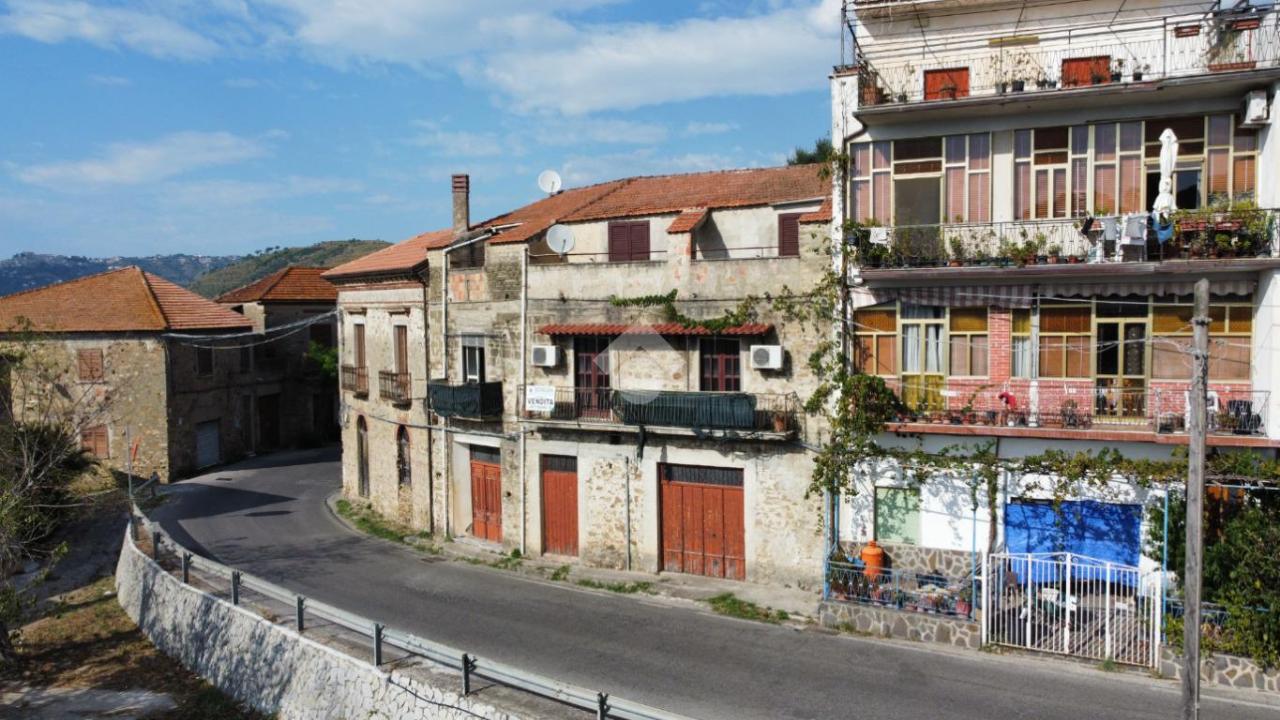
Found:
[462,335,485,384]
[875,487,920,544]
[607,221,651,262]
[700,338,741,391]
[1152,300,1252,380]
[777,213,802,257]
[309,323,334,348]
[397,426,411,488]
[356,417,369,497]
[1016,127,1070,219]
[1011,309,1032,378]
[196,347,214,376]
[394,325,409,375]
[574,336,611,417]
[853,306,896,375]
[948,308,988,376]
[353,323,367,367]
[849,135,988,225]
[81,425,109,458]
[451,240,485,269]
[923,67,969,100]
[1038,306,1092,378]
[77,348,104,382]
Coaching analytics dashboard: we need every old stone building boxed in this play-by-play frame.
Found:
[0,266,255,480]
[325,165,833,587]
[217,266,339,451]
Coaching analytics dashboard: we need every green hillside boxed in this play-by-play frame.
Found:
[189,239,390,298]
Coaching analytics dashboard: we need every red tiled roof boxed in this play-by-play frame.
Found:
[561,164,827,223]
[0,267,252,333]
[666,208,709,234]
[325,165,830,281]
[799,197,833,224]
[217,266,337,303]
[539,323,772,337]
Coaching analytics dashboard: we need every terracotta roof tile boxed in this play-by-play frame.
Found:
[539,323,772,337]
[0,267,252,333]
[483,180,629,245]
[217,266,338,303]
[799,196,833,224]
[666,208,709,234]
[323,229,453,280]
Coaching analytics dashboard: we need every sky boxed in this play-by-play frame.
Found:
[0,0,840,258]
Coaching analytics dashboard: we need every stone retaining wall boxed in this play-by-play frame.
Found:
[1159,647,1280,694]
[114,530,527,720]
[817,600,981,649]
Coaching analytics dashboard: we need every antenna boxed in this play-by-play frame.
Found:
[545,224,575,255]
[537,170,562,195]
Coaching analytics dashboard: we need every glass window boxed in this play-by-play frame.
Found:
[1039,306,1092,378]
[854,307,897,376]
[948,308,989,376]
[1011,309,1032,378]
[875,487,921,545]
[462,335,485,384]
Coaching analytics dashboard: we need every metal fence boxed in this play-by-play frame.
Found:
[127,507,689,720]
[826,561,976,619]
[982,552,1163,667]
[519,385,801,434]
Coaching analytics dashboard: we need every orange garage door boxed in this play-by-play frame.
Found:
[470,446,502,542]
[660,464,745,581]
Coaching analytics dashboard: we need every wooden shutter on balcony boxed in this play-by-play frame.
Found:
[1062,56,1110,87]
[81,425,109,458]
[608,221,650,262]
[777,213,801,257]
[77,348,104,381]
[394,325,408,374]
[923,68,969,100]
[354,324,366,367]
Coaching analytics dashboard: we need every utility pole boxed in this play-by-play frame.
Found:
[1182,277,1209,720]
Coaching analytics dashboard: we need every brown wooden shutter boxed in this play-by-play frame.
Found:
[394,325,408,374]
[81,425,108,458]
[608,222,630,262]
[1062,56,1110,87]
[77,349,103,381]
[629,222,650,261]
[354,324,366,367]
[923,68,969,100]
[778,213,802,257]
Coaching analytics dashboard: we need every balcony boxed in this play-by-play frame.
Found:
[855,10,1279,111]
[340,365,368,397]
[378,370,412,407]
[884,381,1270,441]
[519,385,801,435]
[851,209,1278,271]
[428,381,503,420]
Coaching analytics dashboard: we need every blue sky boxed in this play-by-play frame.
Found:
[0,1,838,257]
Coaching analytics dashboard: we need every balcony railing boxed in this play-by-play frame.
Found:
[826,560,975,620]
[341,365,368,397]
[856,11,1279,107]
[378,370,412,407]
[428,381,503,420]
[519,385,801,434]
[851,209,1278,270]
[887,380,1269,437]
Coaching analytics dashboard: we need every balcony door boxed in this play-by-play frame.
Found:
[893,176,942,260]
[900,305,945,413]
[574,337,611,419]
[700,338,741,392]
[1095,319,1147,422]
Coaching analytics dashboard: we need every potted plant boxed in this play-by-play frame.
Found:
[1133,63,1148,81]
[1110,58,1124,83]
[771,411,790,433]
[1061,399,1082,428]
[949,236,966,267]
[1046,243,1062,264]
[955,588,973,618]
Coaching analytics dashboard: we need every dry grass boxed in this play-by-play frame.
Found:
[1,575,268,720]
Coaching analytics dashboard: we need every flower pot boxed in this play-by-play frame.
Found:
[1110,72,1122,83]
[1133,71,1144,81]
[772,414,789,433]
[1011,80,1025,92]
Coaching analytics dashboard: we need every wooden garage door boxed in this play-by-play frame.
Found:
[541,455,578,556]
[660,464,745,580]
[470,446,502,542]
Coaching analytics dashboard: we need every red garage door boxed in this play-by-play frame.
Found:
[470,446,502,542]
[541,455,578,556]
[660,464,745,580]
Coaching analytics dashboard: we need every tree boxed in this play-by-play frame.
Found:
[0,326,104,665]
[787,138,836,166]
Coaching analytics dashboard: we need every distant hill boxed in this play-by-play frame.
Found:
[188,239,390,298]
[0,252,240,297]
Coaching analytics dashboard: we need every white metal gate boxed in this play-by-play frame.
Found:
[982,553,1162,667]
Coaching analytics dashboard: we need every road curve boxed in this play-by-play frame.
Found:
[152,448,1275,720]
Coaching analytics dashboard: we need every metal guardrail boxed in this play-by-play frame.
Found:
[128,507,690,720]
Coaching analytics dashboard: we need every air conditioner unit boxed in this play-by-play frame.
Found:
[750,345,784,370]
[1241,90,1270,127]
[531,345,560,367]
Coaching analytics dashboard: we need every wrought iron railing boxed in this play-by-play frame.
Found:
[851,209,1278,270]
[428,381,504,420]
[519,385,801,434]
[378,370,412,407]
[826,561,975,619]
[856,11,1279,107]
[341,364,369,396]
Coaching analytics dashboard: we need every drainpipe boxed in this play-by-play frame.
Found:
[416,266,434,532]
[519,245,529,556]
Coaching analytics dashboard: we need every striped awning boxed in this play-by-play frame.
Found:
[1049,278,1256,299]
[863,278,1255,308]
[877,285,1035,308]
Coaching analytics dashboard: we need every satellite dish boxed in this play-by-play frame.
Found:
[537,169,562,195]
[545,224,575,255]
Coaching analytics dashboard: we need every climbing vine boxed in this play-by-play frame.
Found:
[608,289,763,334]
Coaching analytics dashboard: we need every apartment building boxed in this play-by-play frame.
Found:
[0,267,255,479]
[324,166,833,587]
[217,266,340,451]
[831,0,1280,576]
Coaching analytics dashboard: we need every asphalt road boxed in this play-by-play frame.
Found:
[153,448,1277,720]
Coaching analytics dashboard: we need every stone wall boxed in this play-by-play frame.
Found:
[115,530,531,720]
[1159,647,1280,695]
[817,600,981,649]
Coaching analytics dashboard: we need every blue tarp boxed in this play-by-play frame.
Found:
[1005,500,1142,567]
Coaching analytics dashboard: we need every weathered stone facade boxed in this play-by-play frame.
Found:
[817,600,982,649]
[1159,647,1280,695]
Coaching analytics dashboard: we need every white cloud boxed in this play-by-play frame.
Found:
[407,123,508,158]
[16,131,270,188]
[164,175,362,207]
[684,121,737,136]
[534,118,668,146]
[0,0,220,59]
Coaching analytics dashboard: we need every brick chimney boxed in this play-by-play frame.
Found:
[451,174,470,234]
